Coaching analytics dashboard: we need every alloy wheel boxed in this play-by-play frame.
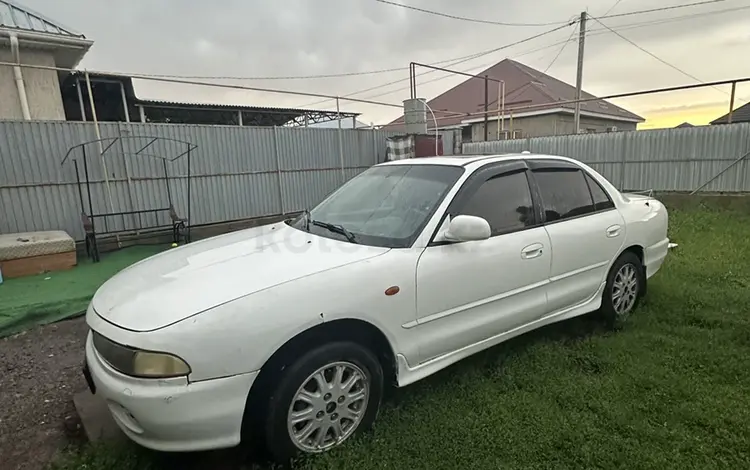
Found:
[612,263,638,318]
[286,361,369,452]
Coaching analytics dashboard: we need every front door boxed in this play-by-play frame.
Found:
[413,164,551,363]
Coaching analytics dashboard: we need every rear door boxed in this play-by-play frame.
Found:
[529,159,625,313]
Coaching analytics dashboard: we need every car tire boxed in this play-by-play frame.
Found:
[263,341,383,463]
[600,251,645,329]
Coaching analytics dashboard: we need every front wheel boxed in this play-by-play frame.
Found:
[264,342,383,463]
[601,251,645,328]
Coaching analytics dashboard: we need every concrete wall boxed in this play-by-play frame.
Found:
[0,47,65,121]
[469,113,637,142]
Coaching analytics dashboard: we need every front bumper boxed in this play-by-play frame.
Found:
[85,331,258,452]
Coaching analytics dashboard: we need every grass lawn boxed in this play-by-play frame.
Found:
[50,207,750,470]
[0,245,165,338]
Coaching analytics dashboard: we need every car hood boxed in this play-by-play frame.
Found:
[92,222,389,332]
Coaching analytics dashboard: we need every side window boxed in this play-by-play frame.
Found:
[533,169,595,222]
[457,171,535,235]
[584,172,615,211]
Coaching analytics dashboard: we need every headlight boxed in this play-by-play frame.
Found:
[133,351,190,377]
[92,331,191,378]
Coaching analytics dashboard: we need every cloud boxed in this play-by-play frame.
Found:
[19,0,750,125]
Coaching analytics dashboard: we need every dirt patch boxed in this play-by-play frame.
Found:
[0,317,88,470]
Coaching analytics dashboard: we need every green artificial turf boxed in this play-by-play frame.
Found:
[49,207,750,469]
[0,245,165,338]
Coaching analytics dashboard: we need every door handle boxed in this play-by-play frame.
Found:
[606,225,622,238]
[521,243,544,260]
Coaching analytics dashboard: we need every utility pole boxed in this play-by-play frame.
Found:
[574,11,586,134]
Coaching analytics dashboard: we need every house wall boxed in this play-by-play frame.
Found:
[0,47,65,120]
[469,113,637,142]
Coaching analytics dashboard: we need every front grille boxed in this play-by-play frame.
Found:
[92,332,136,375]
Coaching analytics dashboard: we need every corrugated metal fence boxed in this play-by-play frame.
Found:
[0,120,398,240]
[464,123,750,192]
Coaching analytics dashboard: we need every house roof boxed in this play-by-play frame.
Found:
[675,122,694,128]
[711,102,750,125]
[384,59,644,130]
[62,71,360,127]
[308,118,370,129]
[0,0,85,38]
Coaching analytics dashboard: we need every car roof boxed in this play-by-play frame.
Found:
[378,153,578,171]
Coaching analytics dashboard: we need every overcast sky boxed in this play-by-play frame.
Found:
[22,0,750,127]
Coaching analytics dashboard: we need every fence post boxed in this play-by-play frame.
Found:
[336,97,345,183]
[273,126,285,214]
[372,127,378,164]
[620,132,628,191]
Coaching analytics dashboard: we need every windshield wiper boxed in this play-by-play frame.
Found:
[311,219,357,243]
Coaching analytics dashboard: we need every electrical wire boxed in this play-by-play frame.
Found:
[0,60,404,109]
[602,0,625,17]
[371,0,570,27]
[587,3,750,34]
[599,0,728,20]
[327,4,750,104]
[297,20,577,107]
[83,0,729,83]
[542,25,578,73]
[364,34,583,101]
[393,75,750,127]
[588,14,731,98]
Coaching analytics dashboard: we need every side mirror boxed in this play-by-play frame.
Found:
[441,215,491,242]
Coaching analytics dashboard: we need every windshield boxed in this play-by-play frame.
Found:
[290,164,463,248]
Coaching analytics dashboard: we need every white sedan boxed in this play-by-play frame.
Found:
[82,153,670,462]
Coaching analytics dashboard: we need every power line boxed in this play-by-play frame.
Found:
[301,2,743,107]
[602,0,625,17]
[82,0,730,84]
[371,0,569,27]
[411,76,750,126]
[374,5,749,102]
[365,35,583,101]
[298,21,577,107]
[543,25,578,73]
[587,3,750,33]
[599,0,728,20]
[588,14,731,98]
[119,48,502,82]
[0,61,404,109]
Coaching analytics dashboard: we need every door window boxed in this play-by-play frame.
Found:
[584,172,615,211]
[457,171,535,236]
[533,169,595,222]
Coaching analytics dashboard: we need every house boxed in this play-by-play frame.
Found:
[0,0,92,120]
[710,102,750,125]
[384,59,644,142]
[0,1,358,127]
[675,122,695,128]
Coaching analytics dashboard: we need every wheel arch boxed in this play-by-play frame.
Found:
[241,318,397,440]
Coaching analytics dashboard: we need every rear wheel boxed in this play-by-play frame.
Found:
[264,342,383,463]
[601,251,645,328]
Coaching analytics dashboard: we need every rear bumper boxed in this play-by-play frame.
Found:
[85,332,258,452]
[644,237,670,279]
